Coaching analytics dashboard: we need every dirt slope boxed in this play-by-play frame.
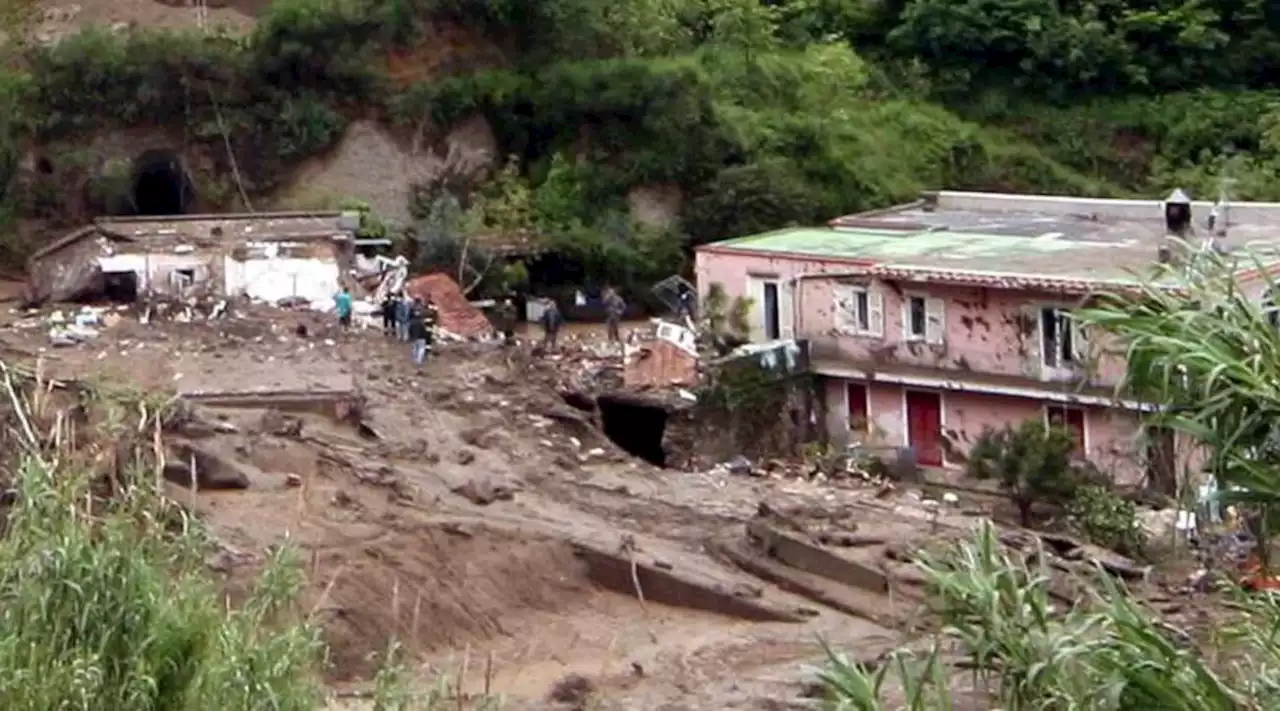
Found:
[3,304,914,708]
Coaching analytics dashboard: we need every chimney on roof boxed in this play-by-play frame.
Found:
[1164,188,1192,238]
[1157,243,1173,265]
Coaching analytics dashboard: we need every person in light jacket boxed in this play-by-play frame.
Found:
[395,292,412,341]
[407,300,430,366]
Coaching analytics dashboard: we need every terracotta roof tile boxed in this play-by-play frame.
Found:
[405,273,493,338]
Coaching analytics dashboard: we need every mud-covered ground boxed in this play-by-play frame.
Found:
[0,297,1166,710]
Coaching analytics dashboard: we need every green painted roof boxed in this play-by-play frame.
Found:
[717,227,1084,261]
[710,226,1161,281]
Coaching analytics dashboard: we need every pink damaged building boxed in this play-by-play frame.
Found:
[694,190,1280,484]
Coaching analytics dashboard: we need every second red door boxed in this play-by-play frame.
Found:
[906,390,943,467]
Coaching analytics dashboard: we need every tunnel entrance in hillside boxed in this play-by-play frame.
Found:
[132,150,194,215]
[597,394,668,467]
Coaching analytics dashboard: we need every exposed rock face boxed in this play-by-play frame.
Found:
[627,183,682,228]
[22,127,212,223]
[273,116,497,226]
[29,0,255,44]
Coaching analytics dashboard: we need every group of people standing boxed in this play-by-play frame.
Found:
[380,292,438,365]
[521,287,626,351]
[331,281,650,362]
[330,287,437,366]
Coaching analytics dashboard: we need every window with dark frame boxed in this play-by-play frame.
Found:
[907,296,926,339]
[855,290,869,331]
[1041,307,1076,367]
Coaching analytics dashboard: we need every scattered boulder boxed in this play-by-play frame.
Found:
[163,442,254,490]
[451,477,515,505]
[459,426,497,448]
[260,408,303,437]
[548,674,595,707]
[724,455,752,475]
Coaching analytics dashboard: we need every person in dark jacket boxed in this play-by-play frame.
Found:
[408,300,431,366]
[381,294,397,336]
[676,286,695,322]
[540,298,562,350]
[496,298,517,346]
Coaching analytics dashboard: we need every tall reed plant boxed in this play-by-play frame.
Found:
[820,521,1280,709]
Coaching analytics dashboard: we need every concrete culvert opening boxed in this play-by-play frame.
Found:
[132,149,194,215]
[597,393,667,467]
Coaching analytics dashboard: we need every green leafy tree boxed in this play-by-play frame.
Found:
[462,155,538,235]
[338,197,389,240]
[532,152,587,232]
[967,419,1081,526]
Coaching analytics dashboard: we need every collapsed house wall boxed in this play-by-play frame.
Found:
[101,250,216,296]
[26,229,119,303]
[223,242,342,304]
[623,321,700,389]
[26,212,357,305]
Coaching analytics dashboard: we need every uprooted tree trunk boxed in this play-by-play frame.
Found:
[455,235,496,295]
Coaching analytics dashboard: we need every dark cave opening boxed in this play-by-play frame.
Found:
[597,394,668,467]
[131,150,193,216]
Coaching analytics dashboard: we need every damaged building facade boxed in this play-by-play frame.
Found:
[26,211,361,306]
[695,190,1280,485]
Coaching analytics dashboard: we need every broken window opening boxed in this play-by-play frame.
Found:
[171,268,197,291]
[597,394,668,467]
[854,291,869,331]
[762,282,780,340]
[835,286,879,336]
[906,296,926,339]
[95,271,139,304]
[1041,307,1076,367]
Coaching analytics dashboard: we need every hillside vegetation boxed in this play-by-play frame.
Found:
[1,0,1279,283]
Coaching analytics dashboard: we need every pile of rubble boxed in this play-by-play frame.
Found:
[11,305,126,347]
[711,451,897,489]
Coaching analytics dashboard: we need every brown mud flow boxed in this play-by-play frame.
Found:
[1,304,906,707]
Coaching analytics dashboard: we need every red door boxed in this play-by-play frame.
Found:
[847,383,869,431]
[906,391,943,466]
[1046,405,1086,455]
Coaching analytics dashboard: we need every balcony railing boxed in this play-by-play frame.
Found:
[803,334,1115,392]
